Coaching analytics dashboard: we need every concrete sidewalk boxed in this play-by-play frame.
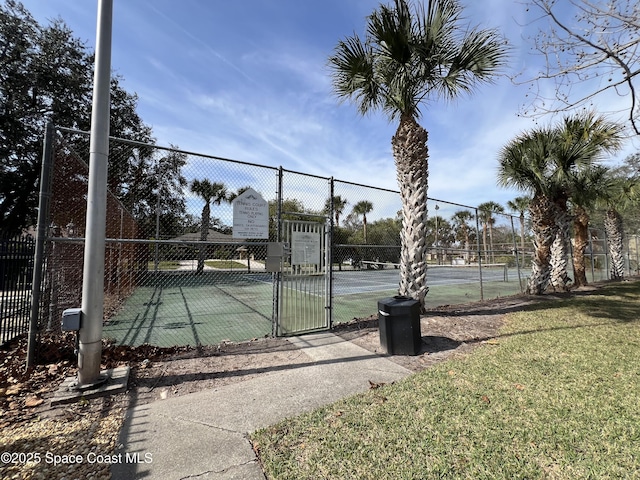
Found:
[111,331,412,480]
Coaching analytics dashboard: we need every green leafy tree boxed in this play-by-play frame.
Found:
[128,147,188,239]
[0,1,165,235]
[328,0,507,309]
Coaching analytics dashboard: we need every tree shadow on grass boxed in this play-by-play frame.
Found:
[427,279,640,325]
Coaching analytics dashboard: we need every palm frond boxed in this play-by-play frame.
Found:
[328,0,508,121]
[328,35,382,116]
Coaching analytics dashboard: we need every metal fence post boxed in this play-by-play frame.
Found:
[510,215,523,292]
[474,208,484,301]
[26,121,55,369]
[328,177,334,329]
[588,229,595,282]
[272,167,284,337]
[633,234,640,275]
[603,228,610,280]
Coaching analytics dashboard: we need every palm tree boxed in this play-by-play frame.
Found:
[324,195,348,227]
[451,210,474,263]
[598,177,638,280]
[352,200,374,243]
[328,0,507,309]
[477,201,504,263]
[570,166,610,287]
[498,113,624,294]
[498,127,563,294]
[548,114,624,291]
[190,179,229,274]
[507,196,530,261]
[227,186,251,202]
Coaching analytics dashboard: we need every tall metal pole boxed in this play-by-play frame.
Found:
[78,0,113,386]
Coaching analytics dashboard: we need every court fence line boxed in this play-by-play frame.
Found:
[21,126,640,350]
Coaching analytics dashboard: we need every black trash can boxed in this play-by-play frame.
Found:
[378,296,422,355]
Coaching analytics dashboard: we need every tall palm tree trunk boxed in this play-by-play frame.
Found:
[393,114,429,309]
[197,202,211,275]
[362,216,368,244]
[482,224,488,263]
[527,195,558,294]
[605,209,625,280]
[464,232,470,263]
[488,222,496,263]
[572,206,590,287]
[549,200,572,291]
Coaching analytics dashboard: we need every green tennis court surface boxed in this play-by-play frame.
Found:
[104,265,523,347]
[104,271,274,347]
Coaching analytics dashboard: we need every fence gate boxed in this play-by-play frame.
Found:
[277,219,330,335]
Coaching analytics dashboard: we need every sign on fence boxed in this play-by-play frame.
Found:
[232,188,269,239]
[291,231,321,265]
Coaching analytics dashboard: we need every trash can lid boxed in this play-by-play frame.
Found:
[378,295,420,307]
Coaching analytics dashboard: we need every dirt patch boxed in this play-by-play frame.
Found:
[335,294,541,372]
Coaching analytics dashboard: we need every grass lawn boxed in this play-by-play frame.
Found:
[146,260,181,270]
[204,259,248,269]
[252,281,640,479]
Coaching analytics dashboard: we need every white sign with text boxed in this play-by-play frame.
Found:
[291,231,321,265]
[232,188,269,239]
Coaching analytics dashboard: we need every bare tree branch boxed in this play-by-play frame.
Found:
[515,0,640,135]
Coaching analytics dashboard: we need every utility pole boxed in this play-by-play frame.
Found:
[77,0,113,386]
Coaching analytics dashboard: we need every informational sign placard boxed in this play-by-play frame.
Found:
[291,231,321,265]
[232,188,269,239]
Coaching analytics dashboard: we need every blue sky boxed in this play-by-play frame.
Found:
[19,0,638,219]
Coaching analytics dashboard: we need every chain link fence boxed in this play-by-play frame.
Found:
[22,126,639,349]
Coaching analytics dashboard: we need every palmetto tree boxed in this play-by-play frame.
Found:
[498,113,624,294]
[190,179,229,274]
[570,166,610,287]
[477,201,504,264]
[451,210,474,262]
[352,200,374,243]
[325,195,349,227]
[499,126,565,294]
[548,114,624,290]
[227,186,251,202]
[597,176,639,280]
[329,0,507,309]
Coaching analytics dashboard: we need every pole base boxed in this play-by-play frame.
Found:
[51,367,129,406]
[69,373,109,392]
